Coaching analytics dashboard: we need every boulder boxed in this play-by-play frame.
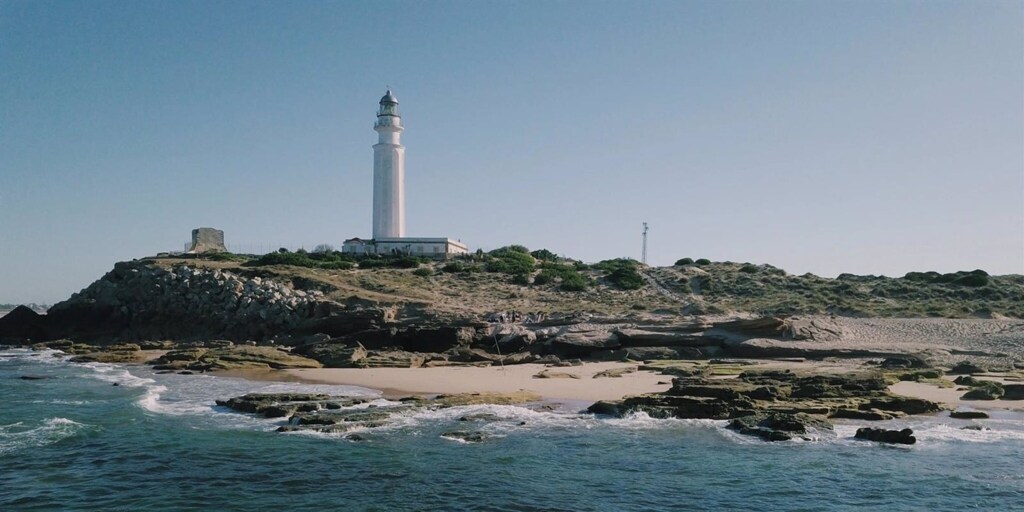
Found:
[1001,384,1024,400]
[295,342,367,367]
[613,329,707,347]
[547,330,620,357]
[593,367,637,379]
[855,427,915,445]
[949,410,989,419]
[948,361,987,375]
[534,369,580,379]
[587,400,625,416]
[961,382,1003,400]
[727,412,833,442]
[441,431,488,443]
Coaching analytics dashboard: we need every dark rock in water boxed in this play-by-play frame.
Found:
[727,412,833,442]
[441,431,487,443]
[1001,384,1024,400]
[587,401,624,416]
[961,382,1004,400]
[345,434,366,442]
[948,361,986,375]
[961,425,989,431]
[855,427,915,445]
[19,375,50,380]
[112,383,119,386]
[950,410,989,419]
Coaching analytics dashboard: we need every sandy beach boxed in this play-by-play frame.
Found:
[208,359,1024,414]
[279,362,674,401]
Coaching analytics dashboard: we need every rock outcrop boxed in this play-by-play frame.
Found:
[588,369,941,441]
[855,427,916,445]
[217,391,541,435]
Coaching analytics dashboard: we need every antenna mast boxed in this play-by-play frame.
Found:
[641,222,649,265]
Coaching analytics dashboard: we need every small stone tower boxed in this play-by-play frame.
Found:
[372,89,405,239]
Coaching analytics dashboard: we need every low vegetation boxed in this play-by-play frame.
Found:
[657,261,1024,318]
[143,246,1024,319]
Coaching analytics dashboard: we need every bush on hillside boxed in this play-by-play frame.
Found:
[560,273,589,292]
[388,257,422,269]
[675,258,694,266]
[245,250,352,270]
[591,258,640,273]
[357,258,387,269]
[442,261,482,273]
[606,267,645,290]
[412,267,432,277]
[485,246,536,275]
[533,271,554,285]
[530,249,560,262]
[695,258,711,265]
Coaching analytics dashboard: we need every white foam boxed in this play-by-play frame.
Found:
[0,417,93,455]
[80,362,155,388]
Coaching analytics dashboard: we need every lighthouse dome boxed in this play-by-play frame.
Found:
[380,89,398,104]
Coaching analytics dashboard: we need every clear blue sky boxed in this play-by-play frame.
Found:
[1,0,1022,304]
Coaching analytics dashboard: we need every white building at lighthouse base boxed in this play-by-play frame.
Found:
[341,237,469,258]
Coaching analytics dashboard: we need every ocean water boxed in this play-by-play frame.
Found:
[1,348,1023,511]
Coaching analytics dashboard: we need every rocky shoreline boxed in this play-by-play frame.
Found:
[4,258,1023,443]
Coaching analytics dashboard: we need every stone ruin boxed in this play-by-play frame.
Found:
[188,227,227,253]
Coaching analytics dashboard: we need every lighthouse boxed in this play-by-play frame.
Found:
[372,89,405,239]
[341,90,468,258]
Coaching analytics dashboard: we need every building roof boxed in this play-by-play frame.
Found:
[380,89,398,104]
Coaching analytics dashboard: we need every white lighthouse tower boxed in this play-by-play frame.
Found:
[372,89,405,239]
[342,90,469,258]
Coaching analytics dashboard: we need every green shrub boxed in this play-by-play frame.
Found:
[204,252,245,262]
[560,273,589,292]
[740,264,759,274]
[485,259,511,273]
[675,258,694,266]
[358,259,387,269]
[388,257,422,269]
[592,258,639,273]
[606,267,645,290]
[247,251,315,267]
[485,246,536,275]
[530,249,560,262]
[412,267,432,277]
[533,271,554,285]
[442,261,480,273]
[695,258,711,265]
[511,273,530,285]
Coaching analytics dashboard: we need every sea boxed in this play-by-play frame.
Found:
[1,347,1023,511]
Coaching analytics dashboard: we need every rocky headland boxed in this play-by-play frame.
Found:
[3,251,1023,442]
